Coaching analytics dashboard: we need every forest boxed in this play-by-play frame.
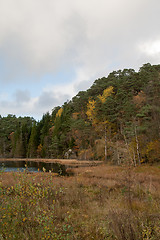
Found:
[1,63,160,165]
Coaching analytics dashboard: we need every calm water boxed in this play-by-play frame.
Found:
[0,160,67,175]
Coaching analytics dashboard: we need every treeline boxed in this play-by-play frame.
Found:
[1,63,160,165]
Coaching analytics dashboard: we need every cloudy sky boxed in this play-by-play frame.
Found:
[0,0,160,120]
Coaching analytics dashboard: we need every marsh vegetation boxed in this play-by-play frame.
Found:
[1,164,160,239]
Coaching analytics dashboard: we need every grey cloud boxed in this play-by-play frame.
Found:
[36,92,58,108]
[74,79,94,92]
[1,0,159,80]
[14,90,30,103]
[36,91,71,109]
[0,1,160,77]
[0,88,72,120]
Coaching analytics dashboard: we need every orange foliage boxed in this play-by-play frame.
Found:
[49,126,54,135]
[133,91,146,107]
[37,144,43,157]
[72,112,79,120]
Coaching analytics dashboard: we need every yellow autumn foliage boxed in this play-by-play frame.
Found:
[98,86,114,103]
[86,86,114,124]
[86,99,96,122]
[56,108,63,118]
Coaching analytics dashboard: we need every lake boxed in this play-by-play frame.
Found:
[0,160,67,175]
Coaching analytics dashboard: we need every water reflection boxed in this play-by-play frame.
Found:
[0,160,66,175]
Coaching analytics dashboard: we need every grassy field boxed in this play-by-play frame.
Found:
[0,164,160,239]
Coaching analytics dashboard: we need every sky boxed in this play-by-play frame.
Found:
[0,0,160,120]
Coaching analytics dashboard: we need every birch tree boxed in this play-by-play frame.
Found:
[86,86,114,161]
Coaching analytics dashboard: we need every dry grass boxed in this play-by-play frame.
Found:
[0,164,160,239]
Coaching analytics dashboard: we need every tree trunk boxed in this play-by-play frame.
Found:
[116,135,120,165]
[134,124,141,165]
[104,125,107,161]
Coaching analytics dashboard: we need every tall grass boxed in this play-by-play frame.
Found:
[0,164,160,239]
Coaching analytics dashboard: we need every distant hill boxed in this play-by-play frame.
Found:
[1,63,160,165]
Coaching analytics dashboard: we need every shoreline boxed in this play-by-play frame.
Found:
[0,158,103,167]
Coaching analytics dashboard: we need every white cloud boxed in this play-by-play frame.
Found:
[139,40,160,56]
[138,39,160,65]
